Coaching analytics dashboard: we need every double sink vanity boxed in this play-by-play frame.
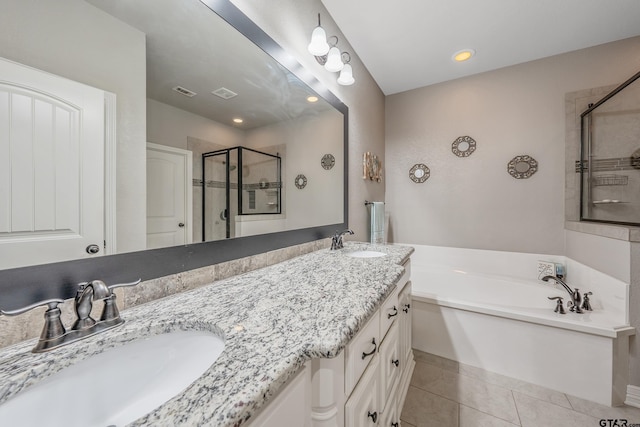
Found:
[0,243,414,426]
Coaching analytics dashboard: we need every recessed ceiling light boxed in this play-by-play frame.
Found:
[307,96,319,103]
[452,49,475,62]
[233,118,243,124]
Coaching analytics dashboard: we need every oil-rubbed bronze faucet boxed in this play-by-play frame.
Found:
[0,279,140,353]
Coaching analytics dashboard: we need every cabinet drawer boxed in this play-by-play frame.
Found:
[380,285,399,341]
[345,311,380,396]
[345,356,380,427]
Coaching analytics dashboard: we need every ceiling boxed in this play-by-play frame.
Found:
[87,0,328,129]
[320,0,640,95]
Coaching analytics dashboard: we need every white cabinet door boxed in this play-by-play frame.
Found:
[247,365,311,427]
[399,281,413,364]
[380,387,400,427]
[345,356,380,427]
[146,143,192,249]
[379,321,400,413]
[0,57,105,268]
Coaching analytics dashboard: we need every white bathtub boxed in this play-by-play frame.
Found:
[406,244,634,406]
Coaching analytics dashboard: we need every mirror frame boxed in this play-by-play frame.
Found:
[0,0,349,310]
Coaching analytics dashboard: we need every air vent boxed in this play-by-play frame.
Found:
[212,87,238,100]
[172,86,197,97]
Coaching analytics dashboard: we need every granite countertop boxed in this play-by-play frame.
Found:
[0,242,413,426]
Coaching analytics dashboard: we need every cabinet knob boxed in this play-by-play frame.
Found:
[403,303,411,313]
[367,411,377,423]
[392,422,399,427]
[392,359,399,367]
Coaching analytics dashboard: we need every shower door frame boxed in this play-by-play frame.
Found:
[202,146,282,241]
[579,69,640,227]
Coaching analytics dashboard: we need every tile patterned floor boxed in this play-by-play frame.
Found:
[401,350,640,427]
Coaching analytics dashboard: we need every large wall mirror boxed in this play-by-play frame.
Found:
[0,0,348,307]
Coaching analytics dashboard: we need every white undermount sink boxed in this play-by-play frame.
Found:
[0,330,224,427]
[346,250,387,258]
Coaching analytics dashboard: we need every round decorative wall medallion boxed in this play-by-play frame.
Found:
[507,155,538,179]
[294,174,307,189]
[409,163,430,183]
[321,154,335,170]
[452,136,476,157]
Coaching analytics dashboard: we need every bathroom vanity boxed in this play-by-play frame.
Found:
[248,252,413,427]
[0,243,414,427]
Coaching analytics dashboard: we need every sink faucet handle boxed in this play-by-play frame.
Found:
[1,298,64,317]
[99,279,141,323]
[1,299,67,346]
[107,278,142,291]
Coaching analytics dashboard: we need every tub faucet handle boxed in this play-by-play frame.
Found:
[547,296,566,315]
[582,292,593,311]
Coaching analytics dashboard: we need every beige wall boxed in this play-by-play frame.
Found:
[385,36,640,254]
[0,0,147,254]
[230,0,386,240]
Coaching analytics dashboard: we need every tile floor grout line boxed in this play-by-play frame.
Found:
[511,390,524,427]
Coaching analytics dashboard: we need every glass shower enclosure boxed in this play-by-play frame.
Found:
[580,70,640,226]
[202,147,281,241]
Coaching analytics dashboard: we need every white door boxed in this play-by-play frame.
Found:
[146,143,192,249]
[0,57,105,269]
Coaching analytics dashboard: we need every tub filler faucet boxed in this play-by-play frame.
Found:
[543,275,592,314]
[331,229,354,250]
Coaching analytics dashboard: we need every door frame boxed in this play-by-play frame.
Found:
[104,92,117,255]
[146,142,193,246]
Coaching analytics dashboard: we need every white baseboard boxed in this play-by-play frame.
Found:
[625,385,640,408]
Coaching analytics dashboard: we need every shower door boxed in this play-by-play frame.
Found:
[202,150,232,240]
[580,70,640,226]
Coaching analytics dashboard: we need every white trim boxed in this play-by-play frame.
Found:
[626,385,640,408]
[146,143,193,245]
[104,92,117,255]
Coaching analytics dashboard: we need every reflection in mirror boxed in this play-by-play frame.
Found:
[0,0,346,269]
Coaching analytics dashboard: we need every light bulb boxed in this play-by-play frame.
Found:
[324,47,344,72]
[337,64,354,85]
[307,26,330,56]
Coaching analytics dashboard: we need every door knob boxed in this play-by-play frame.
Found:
[178,223,185,228]
[86,244,100,254]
